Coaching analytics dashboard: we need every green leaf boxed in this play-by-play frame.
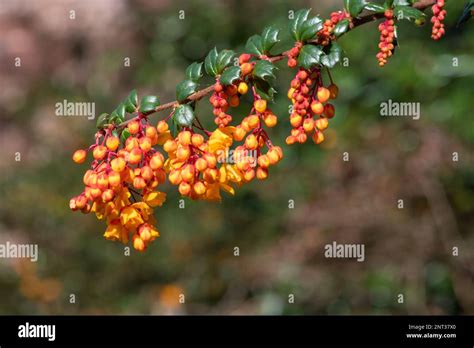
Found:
[261,26,280,53]
[216,49,235,73]
[334,19,350,37]
[300,16,324,41]
[364,3,386,12]
[96,112,109,129]
[109,110,119,124]
[173,104,195,127]
[298,45,324,69]
[120,128,131,143]
[394,5,425,20]
[220,66,241,86]
[394,0,411,5]
[245,35,264,56]
[185,62,203,82]
[115,103,126,122]
[254,79,276,101]
[139,95,160,114]
[204,47,219,77]
[289,8,311,41]
[252,60,277,83]
[124,90,138,113]
[384,0,394,7]
[176,79,198,102]
[344,0,367,17]
[321,42,342,68]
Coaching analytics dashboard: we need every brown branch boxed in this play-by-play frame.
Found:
[115,0,436,130]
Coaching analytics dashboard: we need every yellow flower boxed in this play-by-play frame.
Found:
[104,220,129,244]
[143,191,167,207]
[120,206,144,230]
[208,127,234,154]
[131,202,153,221]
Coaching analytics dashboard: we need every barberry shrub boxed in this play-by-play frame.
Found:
[70,0,455,252]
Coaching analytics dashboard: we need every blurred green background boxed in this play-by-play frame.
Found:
[0,0,473,315]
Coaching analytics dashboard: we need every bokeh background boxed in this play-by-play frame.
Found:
[0,0,473,315]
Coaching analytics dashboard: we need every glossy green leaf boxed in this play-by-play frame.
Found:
[345,0,367,17]
[96,112,109,129]
[289,8,311,41]
[185,62,203,82]
[334,19,350,37]
[261,26,280,53]
[245,35,264,56]
[115,103,126,121]
[300,16,324,41]
[220,66,241,86]
[394,5,425,20]
[173,104,195,127]
[254,79,276,101]
[176,80,198,103]
[204,47,219,76]
[139,95,160,114]
[216,49,235,73]
[298,44,324,69]
[120,128,131,143]
[321,42,342,68]
[124,90,138,113]
[252,60,277,83]
[364,3,386,12]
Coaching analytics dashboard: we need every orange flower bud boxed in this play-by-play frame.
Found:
[180,164,195,182]
[75,195,87,209]
[240,62,253,76]
[176,145,191,162]
[254,99,267,113]
[111,157,126,172]
[93,145,107,160]
[243,168,255,181]
[178,131,192,145]
[263,113,277,128]
[290,114,303,128]
[145,126,157,138]
[149,153,164,170]
[311,101,324,115]
[157,120,169,133]
[315,117,329,131]
[108,171,122,187]
[97,173,109,190]
[72,149,87,164]
[106,136,120,151]
[168,169,182,185]
[312,130,325,144]
[317,87,331,103]
[139,137,152,152]
[257,155,270,168]
[233,126,246,141]
[247,115,260,129]
[237,82,249,95]
[303,118,314,133]
[133,176,147,190]
[163,139,178,153]
[203,153,217,168]
[132,234,146,251]
[328,84,339,99]
[193,181,206,195]
[128,148,142,165]
[141,166,154,181]
[178,181,191,196]
[191,134,204,147]
[256,167,268,180]
[125,137,139,152]
[195,158,208,172]
[102,189,114,203]
[245,134,258,150]
[128,120,140,135]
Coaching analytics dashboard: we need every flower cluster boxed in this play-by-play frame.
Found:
[210,82,241,128]
[431,0,446,40]
[287,42,303,68]
[318,10,352,45]
[286,69,337,145]
[70,117,167,251]
[376,10,396,67]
